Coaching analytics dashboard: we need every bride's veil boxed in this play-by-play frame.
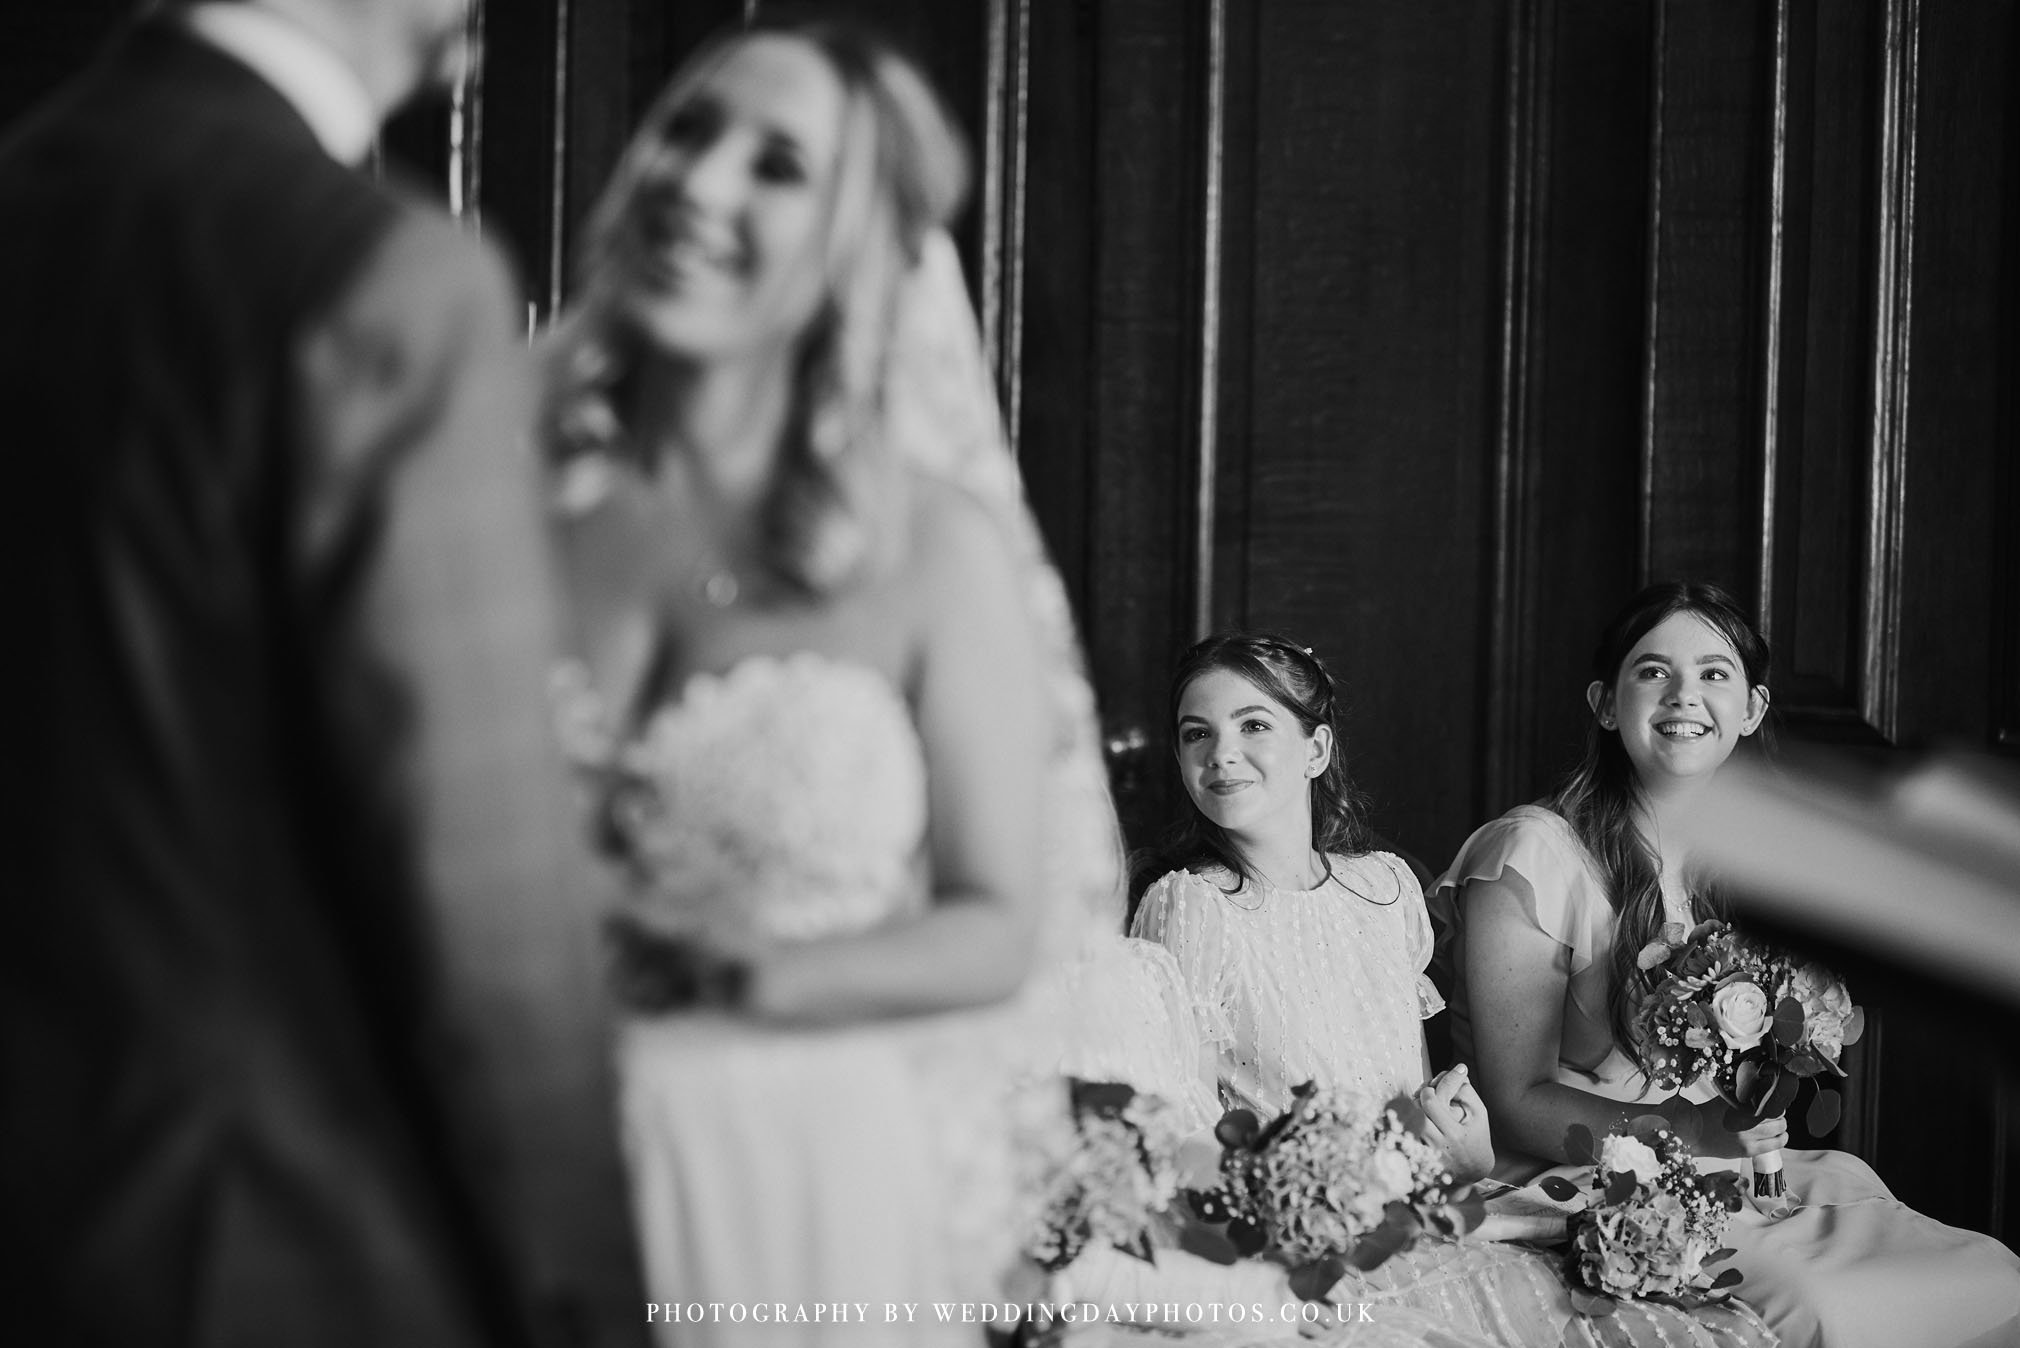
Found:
[882,232,1226,1142]
[883,229,1129,965]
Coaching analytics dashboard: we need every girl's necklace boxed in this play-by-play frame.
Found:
[1231,851,1403,908]
[1256,850,1327,893]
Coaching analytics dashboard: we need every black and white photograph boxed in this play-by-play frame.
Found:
[5,2,2018,1345]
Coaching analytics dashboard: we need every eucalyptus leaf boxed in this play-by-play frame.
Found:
[1733,1059,1761,1106]
[1806,1087,1843,1135]
[1842,1007,1866,1047]
[1226,1216,1266,1257]
[1178,1223,1241,1266]
[1073,1079,1138,1116]
[1670,1105,1704,1148]
[1773,996,1806,1047]
[1384,1200,1425,1238]
[1706,1174,1746,1208]
[1762,1065,1801,1119]
[1215,1109,1261,1149]
[1540,1176,1582,1202]
[1185,1188,1230,1223]
[1711,1267,1745,1290]
[1565,1123,1597,1165]
[1290,1256,1348,1301]
[1628,1113,1670,1142]
[1707,1247,1737,1263]
[1604,1170,1639,1205]
[1346,1211,1415,1273]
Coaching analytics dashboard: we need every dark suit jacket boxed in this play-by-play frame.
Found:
[0,20,642,1347]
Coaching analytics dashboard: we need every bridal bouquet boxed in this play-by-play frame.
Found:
[1542,1119,1744,1315]
[1015,1078,1187,1271]
[1184,1082,1483,1301]
[1634,920,1864,1196]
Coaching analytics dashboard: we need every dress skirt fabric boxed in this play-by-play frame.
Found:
[621,1014,981,1346]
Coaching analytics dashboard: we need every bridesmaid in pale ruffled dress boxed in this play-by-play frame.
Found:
[1436,581,2020,1348]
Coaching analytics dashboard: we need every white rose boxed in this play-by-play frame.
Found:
[1708,978,1770,1051]
[1369,1147,1416,1200]
[1598,1134,1664,1185]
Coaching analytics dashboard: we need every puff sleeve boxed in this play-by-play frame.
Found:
[1390,856,1446,1019]
[1129,870,1237,1049]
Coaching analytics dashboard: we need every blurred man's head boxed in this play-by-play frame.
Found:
[181,0,473,120]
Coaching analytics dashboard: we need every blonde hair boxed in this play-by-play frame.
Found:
[545,19,971,594]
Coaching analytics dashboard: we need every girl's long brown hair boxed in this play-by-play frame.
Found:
[1548,581,1773,1067]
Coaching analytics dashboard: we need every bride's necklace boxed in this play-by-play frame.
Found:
[697,566,742,609]
[660,454,768,612]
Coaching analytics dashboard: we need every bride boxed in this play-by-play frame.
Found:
[540,18,1095,1341]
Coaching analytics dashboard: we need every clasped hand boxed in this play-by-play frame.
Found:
[1390,1063,1494,1185]
[607,911,754,1012]
[1672,1095,1790,1160]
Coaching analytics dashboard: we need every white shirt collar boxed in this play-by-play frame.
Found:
[182,3,378,166]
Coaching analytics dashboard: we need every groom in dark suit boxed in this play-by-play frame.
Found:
[0,3,643,1344]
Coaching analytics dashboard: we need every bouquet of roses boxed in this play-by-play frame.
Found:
[1541,1118,1745,1315]
[1014,1078,1187,1271]
[1181,1081,1484,1301]
[1635,920,1864,1196]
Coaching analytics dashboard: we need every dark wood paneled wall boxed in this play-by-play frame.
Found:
[1009,0,2018,1238]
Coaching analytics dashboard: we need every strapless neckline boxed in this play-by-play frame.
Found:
[640,649,910,738]
[573,647,932,944]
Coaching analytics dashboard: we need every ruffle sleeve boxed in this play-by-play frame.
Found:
[1429,805,1611,976]
[1129,870,1237,1044]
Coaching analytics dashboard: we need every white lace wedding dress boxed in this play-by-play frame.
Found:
[581,651,1018,1345]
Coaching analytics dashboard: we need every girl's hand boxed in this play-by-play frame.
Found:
[1409,1064,1496,1184]
[1675,1096,1790,1159]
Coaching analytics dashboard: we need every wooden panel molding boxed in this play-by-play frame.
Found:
[1858,0,1918,743]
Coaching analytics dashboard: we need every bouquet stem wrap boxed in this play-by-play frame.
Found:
[1751,1147,1786,1199]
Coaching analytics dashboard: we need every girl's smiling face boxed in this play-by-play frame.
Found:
[1591,610,1768,789]
[1175,667,1331,845]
